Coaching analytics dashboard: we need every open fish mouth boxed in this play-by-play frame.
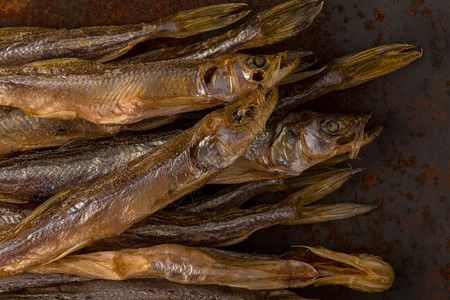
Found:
[264,52,302,88]
[336,114,382,158]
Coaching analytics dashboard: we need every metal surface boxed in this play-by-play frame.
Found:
[0,0,448,299]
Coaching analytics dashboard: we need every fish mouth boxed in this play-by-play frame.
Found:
[336,114,382,158]
[264,51,301,88]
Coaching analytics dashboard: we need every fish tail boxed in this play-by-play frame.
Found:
[284,168,361,214]
[285,166,353,190]
[329,43,423,90]
[286,246,394,292]
[289,202,377,225]
[165,3,250,38]
[253,0,323,46]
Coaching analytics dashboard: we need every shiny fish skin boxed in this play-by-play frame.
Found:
[274,44,423,118]
[0,110,377,203]
[0,131,179,202]
[0,110,375,203]
[0,44,417,158]
[0,273,90,294]
[0,106,177,160]
[0,53,296,124]
[0,4,249,66]
[29,244,394,292]
[210,110,382,184]
[0,169,376,249]
[0,278,305,299]
[81,169,358,250]
[0,87,278,276]
[121,0,323,63]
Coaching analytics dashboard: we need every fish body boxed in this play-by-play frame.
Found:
[0,278,304,299]
[0,111,378,203]
[0,4,248,66]
[0,53,295,124]
[211,110,382,183]
[0,87,278,276]
[29,244,394,292]
[0,106,176,160]
[123,0,323,63]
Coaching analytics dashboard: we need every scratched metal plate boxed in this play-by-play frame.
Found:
[0,1,448,299]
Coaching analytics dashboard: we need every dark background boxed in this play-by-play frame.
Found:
[0,0,448,299]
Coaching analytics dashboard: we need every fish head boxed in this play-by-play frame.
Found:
[205,53,298,99]
[270,111,382,173]
[193,87,278,169]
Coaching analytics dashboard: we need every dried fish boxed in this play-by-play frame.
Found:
[0,53,296,124]
[211,110,382,184]
[28,244,394,292]
[0,278,306,299]
[0,111,377,203]
[0,87,278,276]
[120,0,323,63]
[0,106,177,160]
[0,44,419,158]
[0,4,249,66]
[82,169,362,250]
[275,44,423,117]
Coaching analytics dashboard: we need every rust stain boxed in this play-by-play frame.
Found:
[422,7,432,17]
[416,164,440,186]
[402,256,414,267]
[365,19,374,31]
[361,172,377,191]
[375,11,385,21]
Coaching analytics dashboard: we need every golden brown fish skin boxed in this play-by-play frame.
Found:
[0,106,177,159]
[0,110,373,204]
[29,244,394,292]
[122,0,322,63]
[0,52,296,124]
[0,130,181,203]
[0,278,305,299]
[0,87,278,276]
[211,110,382,184]
[275,44,423,117]
[0,4,249,66]
[81,168,357,250]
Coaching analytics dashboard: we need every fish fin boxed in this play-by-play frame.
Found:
[328,43,423,90]
[290,203,377,224]
[290,246,395,292]
[22,58,94,67]
[278,66,326,86]
[250,0,323,47]
[285,166,354,189]
[0,194,30,204]
[284,168,361,213]
[164,4,250,39]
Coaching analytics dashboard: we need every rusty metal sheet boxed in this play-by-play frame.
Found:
[0,1,448,299]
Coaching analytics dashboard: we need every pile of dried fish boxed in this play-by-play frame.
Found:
[0,1,422,299]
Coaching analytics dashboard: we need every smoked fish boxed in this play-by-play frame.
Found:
[0,53,297,124]
[28,244,394,292]
[0,87,278,276]
[0,106,177,160]
[0,44,420,158]
[0,111,378,203]
[0,4,248,66]
[121,0,323,63]
[0,278,306,299]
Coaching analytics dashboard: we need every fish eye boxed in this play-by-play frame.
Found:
[320,119,345,135]
[245,56,267,69]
